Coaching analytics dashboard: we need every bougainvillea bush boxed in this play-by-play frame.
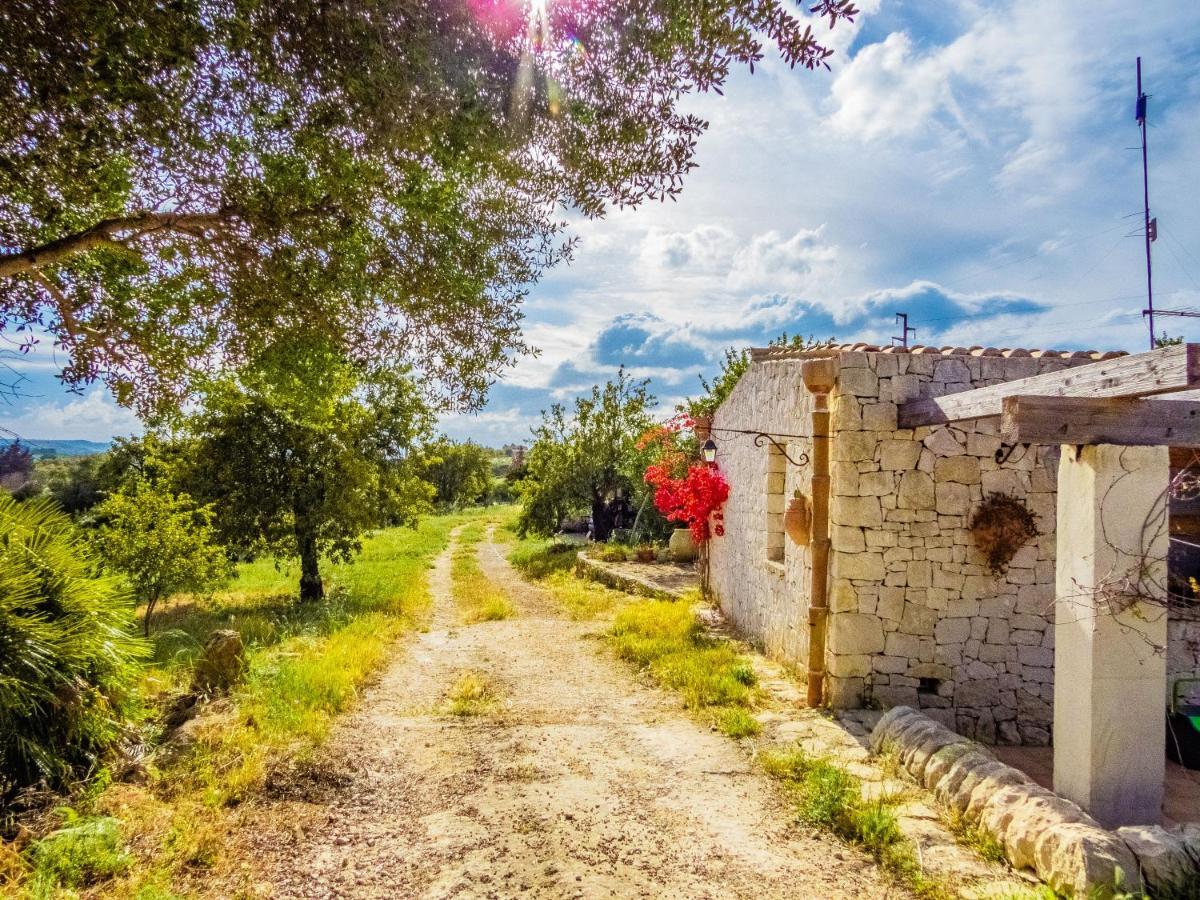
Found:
[640,415,730,543]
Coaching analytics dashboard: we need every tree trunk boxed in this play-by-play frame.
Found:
[297,528,324,602]
[591,494,618,543]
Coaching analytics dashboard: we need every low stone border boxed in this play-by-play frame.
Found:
[574,552,692,600]
[872,706,1200,897]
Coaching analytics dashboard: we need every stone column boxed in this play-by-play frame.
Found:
[1053,443,1169,828]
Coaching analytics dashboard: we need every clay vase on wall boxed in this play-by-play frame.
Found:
[692,416,712,442]
[784,493,811,546]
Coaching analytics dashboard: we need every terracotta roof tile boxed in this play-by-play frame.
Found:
[749,343,1127,362]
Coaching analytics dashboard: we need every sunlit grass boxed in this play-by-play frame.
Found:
[451,520,515,623]
[445,670,497,717]
[20,513,476,898]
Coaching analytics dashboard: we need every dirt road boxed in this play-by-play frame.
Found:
[229,525,906,899]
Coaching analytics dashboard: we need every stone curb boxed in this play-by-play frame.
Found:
[574,553,683,600]
[871,707,1200,897]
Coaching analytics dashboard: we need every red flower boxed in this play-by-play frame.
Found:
[645,462,730,544]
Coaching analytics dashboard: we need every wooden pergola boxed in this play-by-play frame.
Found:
[898,343,1200,829]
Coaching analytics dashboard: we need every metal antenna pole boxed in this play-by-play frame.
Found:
[1137,57,1156,350]
[892,312,916,348]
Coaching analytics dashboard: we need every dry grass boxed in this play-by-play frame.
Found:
[445,670,498,717]
[452,521,516,623]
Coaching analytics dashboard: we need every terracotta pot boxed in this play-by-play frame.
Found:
[668,527,698,562]
[784,494,811,546]
[635,546,656,563]
[692,416,712,442]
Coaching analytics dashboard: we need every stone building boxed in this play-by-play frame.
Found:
[707,342,1200,746]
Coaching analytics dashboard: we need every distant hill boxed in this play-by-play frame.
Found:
[3,438,111,458]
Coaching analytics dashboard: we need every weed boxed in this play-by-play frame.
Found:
[446,671,496,717]
[717,708,761,738]
[760,746,952,900]
[26,809,132,895]
[943,807,1007,864]
[731,661,757,686]
[451,523,516,623]
[508,538,579,580]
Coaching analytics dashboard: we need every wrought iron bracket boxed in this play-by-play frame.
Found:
[995,442,1029,465]
[752,432,811,467]
[706,426,811,467]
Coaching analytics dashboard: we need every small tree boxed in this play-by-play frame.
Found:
[518,369,655,541]
[184,341,435,601]
[95,480,231,634]
[421,439,494,508]
[683,333,834,420]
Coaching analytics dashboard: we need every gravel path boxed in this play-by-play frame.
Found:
[223,525,908,899]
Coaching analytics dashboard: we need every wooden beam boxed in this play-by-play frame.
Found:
[897,343,1200,428]
[1001,395,1200,447]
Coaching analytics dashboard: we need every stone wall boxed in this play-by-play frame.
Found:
[708,360,813,669]
[824,349,1088,745]
[710,346,1200,745]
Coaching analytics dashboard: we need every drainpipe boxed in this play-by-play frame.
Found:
[801,358,837,708]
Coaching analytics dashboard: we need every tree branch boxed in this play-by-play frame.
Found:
[0,209,237,279]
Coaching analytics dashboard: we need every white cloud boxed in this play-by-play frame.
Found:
[6,388,142,442]
[727,227,838,293]
[640,224,736,271]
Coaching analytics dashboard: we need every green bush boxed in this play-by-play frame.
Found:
[0,496,147,798]
[26,809,132,895]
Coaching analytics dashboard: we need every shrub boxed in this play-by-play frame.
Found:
[26,809,132,895]
[0,496,147,798]
[94,480,232,634]
[508,539,577,579]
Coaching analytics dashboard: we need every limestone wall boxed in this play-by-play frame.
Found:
[710,346,1200,746]
[823,349,1086,745]
[708,361,813,668]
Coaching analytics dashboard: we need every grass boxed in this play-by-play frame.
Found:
[451,520,515,623]
[759,745,951,900]
[608,598,762,736]
[507,536,579,580]
[445,670,497,717]
[24,810,132,897]
[507,533,637,620]
[9,513,474,898]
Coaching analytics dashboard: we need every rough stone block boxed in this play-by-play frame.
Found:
[935,481,970,515]
[897,470,935,509]
[837,551,885,581]
[1115,825,1198,896]
[839,367,879,397]
[832,495,882,528]
[935,617,971,644]
[861,401,898,431]
[830,612,885,655]
[924,428,965,457]
[934,455,981,484]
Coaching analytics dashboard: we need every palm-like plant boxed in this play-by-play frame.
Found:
[0,496,146,797]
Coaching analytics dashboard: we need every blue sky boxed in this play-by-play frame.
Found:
[5,0,1200,446]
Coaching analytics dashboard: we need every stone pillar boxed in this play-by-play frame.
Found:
[1053,444,1169,828]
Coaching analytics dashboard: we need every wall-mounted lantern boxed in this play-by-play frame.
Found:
[701,438,718,465]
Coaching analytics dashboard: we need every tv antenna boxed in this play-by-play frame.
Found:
[892,312,916,348]
[1136,57,1158,350]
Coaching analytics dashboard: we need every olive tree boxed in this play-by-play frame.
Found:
[518,369,655,541]
[0,0,858,413]
[183,341,435,601]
